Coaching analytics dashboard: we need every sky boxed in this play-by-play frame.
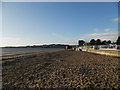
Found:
[1,2,119,46]
[1,0,120,2]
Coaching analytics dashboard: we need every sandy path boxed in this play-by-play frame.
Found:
[2,50,119,89]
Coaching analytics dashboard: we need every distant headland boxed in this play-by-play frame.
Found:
[2,44,69,48]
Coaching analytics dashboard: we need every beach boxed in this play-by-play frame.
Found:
[2,49,119,89]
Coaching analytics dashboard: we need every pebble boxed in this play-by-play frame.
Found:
[2,50,119,89]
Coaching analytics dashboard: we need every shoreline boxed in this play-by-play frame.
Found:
[1,49,64,60]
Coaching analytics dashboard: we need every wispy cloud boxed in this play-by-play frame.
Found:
[93,28,99,32]
[113,17,120,22]
[104,28,111,32]
[1,37,41,47]
[52,33,79,44]
[80,32,118,42]
[79,28,118,42]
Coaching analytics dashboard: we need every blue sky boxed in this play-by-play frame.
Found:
[1,2,118,46]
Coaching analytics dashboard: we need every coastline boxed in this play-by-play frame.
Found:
[2,50,119,89]
[1,48,64,60]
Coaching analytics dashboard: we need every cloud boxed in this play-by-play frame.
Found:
[93,28,99,32]
[1,33,79,47]
[79,28,118,42]
[1,37,41,47]
[52,33,79,44]
[80,32,118,42]
[104,28,111,32]
[52,28,118,44]
[1,28,118,47]
[113,18,120,22]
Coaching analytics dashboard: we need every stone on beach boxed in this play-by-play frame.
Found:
[2,50,119,89]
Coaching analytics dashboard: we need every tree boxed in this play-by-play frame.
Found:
[116,36,120,45]
[107,40,111,44]
[90,39,95,45]
[78,40,85,46]
[96,39,101,45]
[101,40,107,45]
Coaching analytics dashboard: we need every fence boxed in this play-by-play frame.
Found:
[81,44,120,50]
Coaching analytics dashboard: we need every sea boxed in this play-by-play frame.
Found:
[1,47,63,53]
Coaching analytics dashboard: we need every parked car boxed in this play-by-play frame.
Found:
[117,45,120,49]
[94,45,100,50]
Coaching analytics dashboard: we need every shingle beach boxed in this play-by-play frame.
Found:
[2,50,119,89]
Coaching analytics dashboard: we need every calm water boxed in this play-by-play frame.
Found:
[1,48,63,53]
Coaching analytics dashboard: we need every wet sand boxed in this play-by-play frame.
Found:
[2,50,119,89]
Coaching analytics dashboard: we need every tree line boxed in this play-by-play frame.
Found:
[78,36,120,46]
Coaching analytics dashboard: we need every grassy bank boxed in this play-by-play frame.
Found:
[82,48,120,57]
